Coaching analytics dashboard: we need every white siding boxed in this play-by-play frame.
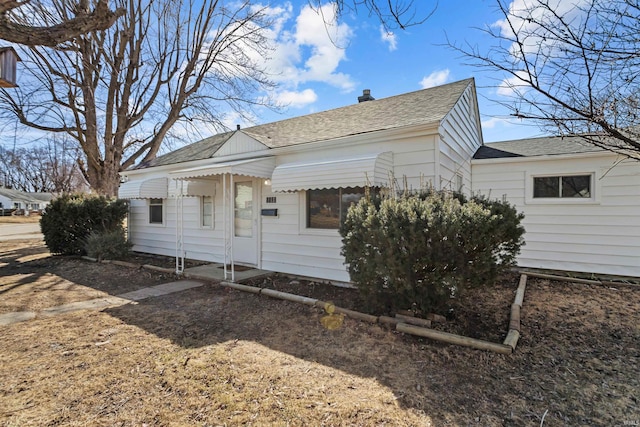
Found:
[260,133,440,282]
[213,131,269,157]
[472,155,640,277]
[127,130,445,283]
[0,194,11,210]
[129,185,227,263]
[438,84,483,195]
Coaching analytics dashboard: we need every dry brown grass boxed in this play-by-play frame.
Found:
[0,215,41,224]
[1,239,639,426]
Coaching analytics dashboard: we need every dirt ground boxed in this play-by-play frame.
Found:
[1,239,639,426]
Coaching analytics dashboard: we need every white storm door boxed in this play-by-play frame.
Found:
[233,180,258,265]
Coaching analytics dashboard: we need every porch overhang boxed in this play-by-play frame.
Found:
[271,152,393,192]
[170,157,276,180]
[118,177,168,199]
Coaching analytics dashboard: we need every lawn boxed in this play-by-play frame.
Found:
[1,239,639,426]
[0,215,41,224]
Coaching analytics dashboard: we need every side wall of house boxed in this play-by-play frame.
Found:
[472,154,640,277]
[260,134,439,282]
[438,84,483,195]
[128,177,226,263]
[0,195,11,210]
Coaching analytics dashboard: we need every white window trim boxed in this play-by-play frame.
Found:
[148,198,166,226]
[200,195,214,229]
[298,191,340,236]
[525,171,601,205]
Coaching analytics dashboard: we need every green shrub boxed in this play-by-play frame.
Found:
[84,229,132,261]
[340,189,525,315]
[40,194,129,255]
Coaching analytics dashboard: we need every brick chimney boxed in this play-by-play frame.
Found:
[358,89,375,103]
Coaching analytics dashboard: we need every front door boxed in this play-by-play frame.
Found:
[233,179,258,265]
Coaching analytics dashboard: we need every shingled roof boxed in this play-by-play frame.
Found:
[138,78,475,169]
[474,135,604,159]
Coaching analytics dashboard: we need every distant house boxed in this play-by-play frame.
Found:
[119,78,640,281]
[0,188,53,213]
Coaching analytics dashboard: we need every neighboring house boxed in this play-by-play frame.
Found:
[0,188,54,213]
[119,78,640,281]
[473,137,640,278]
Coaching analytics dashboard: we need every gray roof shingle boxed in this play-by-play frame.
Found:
[474,135,605,159]
[138,78,474,169]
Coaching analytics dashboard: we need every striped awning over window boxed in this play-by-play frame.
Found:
[118,177,168,199]
[270,152,393,192]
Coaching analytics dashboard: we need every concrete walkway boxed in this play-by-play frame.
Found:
[0,223,42,241]
[0,279,205,326]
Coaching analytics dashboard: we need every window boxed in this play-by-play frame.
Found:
[202,196,213,228]
[149,198,163,224]
[307,187,366,229]
[533,175,591,198]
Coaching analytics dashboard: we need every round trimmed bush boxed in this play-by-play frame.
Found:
[340,189,525,315]
[40,193,129,255]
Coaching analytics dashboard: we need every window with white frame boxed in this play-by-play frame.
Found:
[307,187,367,229]
[202,195,213,228]
[533,175,592,198]
[149,198,164,224]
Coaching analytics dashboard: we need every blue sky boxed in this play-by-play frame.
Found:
[244,0,546,143]
[1,0,547,148]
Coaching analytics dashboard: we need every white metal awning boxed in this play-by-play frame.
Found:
[118,177,168,199]
[170,157,276,180]
[271,152,393,192]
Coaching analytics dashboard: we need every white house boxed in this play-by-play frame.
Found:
[473,137,640,278]
[119,78,640,281]
[0,188,53,213]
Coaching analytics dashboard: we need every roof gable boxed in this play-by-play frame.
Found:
[213,131,269,157]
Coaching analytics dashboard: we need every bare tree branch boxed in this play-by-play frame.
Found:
[1,0,276,196]
[0,0,124,46]
[449,0,640,159]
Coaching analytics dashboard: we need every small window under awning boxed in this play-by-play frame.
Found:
[271,152,393,192]
[118,177,168,199]
[170,157,276,180]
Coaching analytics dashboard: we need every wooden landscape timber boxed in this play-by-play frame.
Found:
[395,313,432,328]
[502,274,527,351]
[396,323,513,355]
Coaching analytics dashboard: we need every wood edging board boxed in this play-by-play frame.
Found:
[501,274,527,351]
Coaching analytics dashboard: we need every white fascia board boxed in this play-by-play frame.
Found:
[471,150,616,165]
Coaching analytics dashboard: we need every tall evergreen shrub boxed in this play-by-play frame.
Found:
[40,194,129,255]
[340,189,525,315]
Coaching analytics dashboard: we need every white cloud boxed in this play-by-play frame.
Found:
[493,0,591,59]
[481,116,505,129]
[497,71,530,97]
[419,69,451,89]
[259,2,355,102]
[379,26,397,51]
[274,88,318,108]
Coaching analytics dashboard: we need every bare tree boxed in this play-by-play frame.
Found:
[0,0,275,196]
[0,137,86,192]
[451,0,640,159]
[0,0,124,46]
[311,0,437,30]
